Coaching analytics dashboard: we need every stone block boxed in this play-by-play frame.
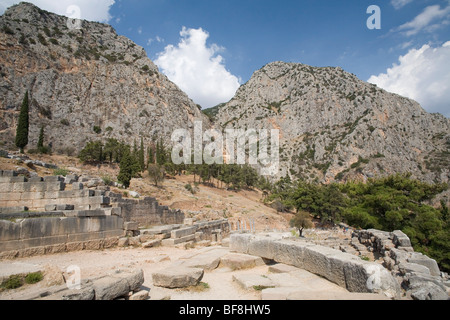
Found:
[66,242,85,252]
[220,253,265,270]
[181,248,229,271]
[268,263,301,274]
[84,239,103,250]
[92,276,130,300]
[44,176,64,182]
[233,274,275,291]
[392,230,412,248]
[171,226,197,239]
[64,175,79,184]
[124,221,139,231]
[19,217,62,239]
[129,290,149,301]
[247,237,277,260]
[112,269,144,293]
[118,237,128,247]
[72,182,84,190]
[152,266,204,288]
[162,234,196,246]
[230,233,252,254]
[1,170,18,177]
[0,206,28,214]
[45,204,58,211]
[407,253,441,277]
[398,262,431,275]
[56,204,75,211]
[142,239,161,248]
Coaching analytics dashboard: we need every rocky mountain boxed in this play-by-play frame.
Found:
[215,61,450,184]
[0,2,209,155]
[1,3,448,186]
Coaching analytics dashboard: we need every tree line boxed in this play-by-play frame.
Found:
[265,173,449,272]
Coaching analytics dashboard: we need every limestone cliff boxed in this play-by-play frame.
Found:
[0,2,209,154]
[215,61,450,183]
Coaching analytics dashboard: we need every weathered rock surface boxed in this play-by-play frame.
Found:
[215,61,450,184]
[230,233,402,299]
[152,266,204,289]
[0,2,209,154]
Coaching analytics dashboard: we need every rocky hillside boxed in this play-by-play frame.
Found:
[0,2,209,155]
[215,61,450,184]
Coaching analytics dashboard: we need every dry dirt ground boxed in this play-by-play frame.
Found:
[0,241,389,301]
[1,153,388,301]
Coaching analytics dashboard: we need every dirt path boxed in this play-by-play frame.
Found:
[0,245,262,300]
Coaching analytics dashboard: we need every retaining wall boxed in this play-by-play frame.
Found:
[108,193,185,226]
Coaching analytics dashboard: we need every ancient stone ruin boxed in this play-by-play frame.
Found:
[1,168,449,300]
[228,231,449,300]
[0,169,230,259]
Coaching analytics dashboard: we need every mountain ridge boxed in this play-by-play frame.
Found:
[0,2,449,186]
[214,61,450,184]
[0,2,209,155]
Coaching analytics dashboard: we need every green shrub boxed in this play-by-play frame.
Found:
[1,275,23,290]
[25,272,43,284]
[37,34,48,46]
[93,126,102,134]
[53,167,69,177]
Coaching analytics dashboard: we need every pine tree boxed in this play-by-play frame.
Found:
[15,91,30,153]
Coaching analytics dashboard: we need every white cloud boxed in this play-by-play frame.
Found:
[0,0,115,22]
[397,4,450,36]
[391,0,413,10]
[155,27,240,109]
[147,35,164,47]
[368,42,450,117]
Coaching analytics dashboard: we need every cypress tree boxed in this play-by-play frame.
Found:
[118,148,133,189]
[139,137,145,171]
[148,145,155,165]
[15,91,30,153]
[37,125,46,153]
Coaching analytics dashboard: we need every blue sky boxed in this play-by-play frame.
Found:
[1,0,449,115]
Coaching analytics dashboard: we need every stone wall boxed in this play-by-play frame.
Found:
[353,229,449,300]
[109,193,184,227]
[0,169,217,259]
[0,171,111,211]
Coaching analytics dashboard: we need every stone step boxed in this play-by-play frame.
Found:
[152,266,204,289]
[219,253,265,270]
